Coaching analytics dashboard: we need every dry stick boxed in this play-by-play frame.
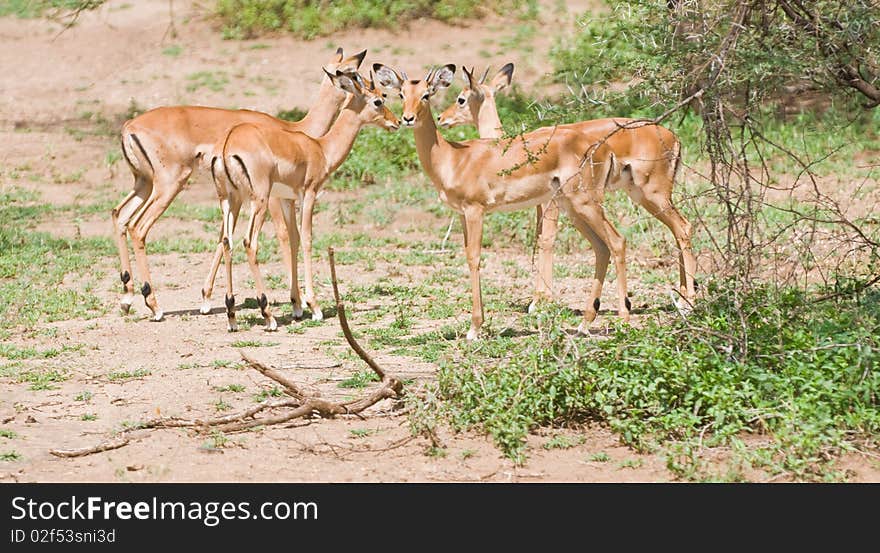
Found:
[48,253,404,457]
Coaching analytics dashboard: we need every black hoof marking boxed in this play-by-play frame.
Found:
[258,293,269,317]
[694,278,700,291]
[624,297,632,312]
[593,298,600,312]
[141,282,152,298]
[222,237,230,248]
[120,271,131,285]
[225,294,235,313]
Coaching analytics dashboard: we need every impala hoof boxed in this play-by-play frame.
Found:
[120,301,132,315]
[311,308,323,322]
[199,301,212,315]
[292,305,304,320]
[671,290,693,318]
[527,300,538,314]
[466,327,479,342]
[265,318,278,332]
[576,321,591,335]
[151,310,164,322]
[227,321,238,333]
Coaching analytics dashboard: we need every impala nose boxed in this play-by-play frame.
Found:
[402,115,415,126]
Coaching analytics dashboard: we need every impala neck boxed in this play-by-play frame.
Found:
[412,104,450,187]
[317,95,365,174]
[295,77,347,137]
[474,95,503,139]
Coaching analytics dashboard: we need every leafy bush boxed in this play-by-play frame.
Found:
[215,0,536,40]
[415,283,880,479]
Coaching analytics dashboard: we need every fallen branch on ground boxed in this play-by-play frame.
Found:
[49,248,404,458]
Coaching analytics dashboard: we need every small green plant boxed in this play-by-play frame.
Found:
[74,390,92,402]
[106,369,151,382]
[589,452,611,463]
[426,446,447,458]
[349,428,374,439]
[214,384,245,393]
[338,369,380,389]
[203,431,229,449]
[253,386,283,402]
[231,340,279,348]
[81,413,97,421]
[0,429,17,439]
[542,434,585,450]
[460,449,476,460]
[0,451,22,462]
[619,458,644,470]
[214,399,232,412]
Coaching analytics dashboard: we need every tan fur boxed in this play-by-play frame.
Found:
[437,64,696,309]
[111,49,367,320]
[214,71,399,331]
[375,63,630,340]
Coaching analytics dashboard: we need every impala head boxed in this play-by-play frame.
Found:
[372,63,456,127]
[323,47,368,75]
[324,69,400,131]
[437,63,514,128]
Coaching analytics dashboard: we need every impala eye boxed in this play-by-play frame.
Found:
[457,97,466,105]
[373,98,383,107]
[398,92,404,99]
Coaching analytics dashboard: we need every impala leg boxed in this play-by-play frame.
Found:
[128,171,188,321]
[565,198,629,327]
[529,200,559,314]
[200,228,226,315]
[280,198,304,319]
[460,214,468,248]
[462,206,485,341]
[640,193,696,305]
[267,196,293,297]
[204,193,242,315]
[300,188,322,321]
[564,211,611,333]
[111,178,150,314]
[243,199,276,331]
[220,198,238,332]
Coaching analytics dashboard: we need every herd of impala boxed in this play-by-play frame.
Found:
[111,48,696,341]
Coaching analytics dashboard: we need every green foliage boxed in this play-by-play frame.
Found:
[338,369,381,389]
[215,0,534,40]
[417,283,880,479]
[0,0,103,18]
[0,188,109,330]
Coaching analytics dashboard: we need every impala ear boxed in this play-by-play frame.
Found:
[325,69,360,95]
[337,49,367,73]
[428,64,456,94]
[332,47,344,63]
[372,63,404,90]
[490,63,514,93]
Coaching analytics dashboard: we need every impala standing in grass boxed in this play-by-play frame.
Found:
[437,64,696,313]
[374,63,630,341]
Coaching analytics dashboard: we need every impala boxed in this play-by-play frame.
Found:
[374,63,630,341]
[214,70,399,331]
[113,48,367,322]
[438,64,696,312]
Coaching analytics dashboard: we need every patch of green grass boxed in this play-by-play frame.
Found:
[0,188,110,329]
[252,386,283,402]
[0,343,82,360]
[230,340,279,348]
[618,458,644,470]
[17,369,67,391]
[589,452,611,463]
[349,428,374,439]
[74,390,92,402]
[185,71,229,93]
[0,451,22,462]
[214,399,232,412]
[215,384,246,393]
[0,429,17,439]
[106,369,151,382]
[412,283,880,479]
[215,0,533,40]
[162,44,183,57]
[338,369,380,389]
[542,434,585,450]
[81,413,97,421]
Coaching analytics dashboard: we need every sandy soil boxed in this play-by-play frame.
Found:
[1,1,877,483]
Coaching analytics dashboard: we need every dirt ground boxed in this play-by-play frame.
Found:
[1,1,877,483]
